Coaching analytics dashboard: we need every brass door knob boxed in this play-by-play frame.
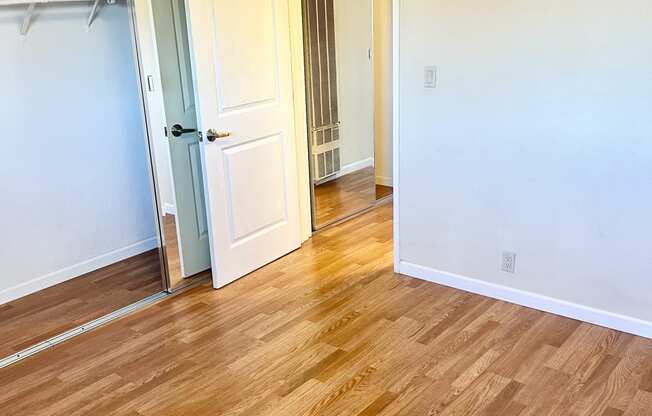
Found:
[206,129,231,142]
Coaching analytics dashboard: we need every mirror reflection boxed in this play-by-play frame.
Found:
[0,2,164,358]
[304,0,393,229]
[151,0,211,289]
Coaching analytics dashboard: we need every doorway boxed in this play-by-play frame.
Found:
[302,0,393,230]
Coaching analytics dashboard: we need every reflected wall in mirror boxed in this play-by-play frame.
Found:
[303,0,393,229]
[0,2,164,358]
[150,0,211,289]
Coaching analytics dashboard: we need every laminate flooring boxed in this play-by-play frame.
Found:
[1,204,651,416]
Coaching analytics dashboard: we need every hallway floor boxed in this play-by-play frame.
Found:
[1,204,651,416]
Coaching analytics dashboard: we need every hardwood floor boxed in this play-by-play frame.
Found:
[163,214,182,282]
[1,204,652,416]
[376,184,393,200]
[314,166,376,227]
[162,214,211,290]
[0,250,163,358]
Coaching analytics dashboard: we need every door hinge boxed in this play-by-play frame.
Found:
[164,126,168,137]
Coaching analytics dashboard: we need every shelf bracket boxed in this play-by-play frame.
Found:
[87,0,101,28]
[20,2,36,36]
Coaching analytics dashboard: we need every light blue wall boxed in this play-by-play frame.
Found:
[399,0,652,322]
[0,3,157,302]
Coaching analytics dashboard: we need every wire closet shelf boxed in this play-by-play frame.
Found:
[0,0,117,35]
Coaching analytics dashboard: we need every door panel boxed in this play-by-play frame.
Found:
[152,0,211,278]
[187,0,301,287]
[213,0,279,111]
[223,134,288,243]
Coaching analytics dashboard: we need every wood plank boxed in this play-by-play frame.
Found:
[314,166,377,227]
[0,250,163,357]
[1,204,651,416]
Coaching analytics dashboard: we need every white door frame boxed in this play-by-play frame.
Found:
[391,0,400,273]
[288,0,313,243]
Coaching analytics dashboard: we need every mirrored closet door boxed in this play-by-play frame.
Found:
[0,0,165,360]
[303,0,392,229]
[147,0,211,290]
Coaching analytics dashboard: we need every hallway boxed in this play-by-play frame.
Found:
[1,204,651,416]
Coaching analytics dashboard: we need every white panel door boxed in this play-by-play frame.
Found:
[186,0,301,288]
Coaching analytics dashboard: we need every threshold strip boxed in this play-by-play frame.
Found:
[0,291,169,369]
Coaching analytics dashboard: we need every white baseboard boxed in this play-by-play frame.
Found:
[399,261,652,340]
[318,157,375,184]
[339,157,374,177]
[163,203,177,216]
[0,238,159,305]
[376,176,393,187]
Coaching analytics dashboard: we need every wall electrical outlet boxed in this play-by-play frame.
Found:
[501,252,516,274]
[424,66,437,88]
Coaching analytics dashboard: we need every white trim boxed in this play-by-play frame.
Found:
[392,0,400,273]
[375,175,393,186]
[318,157,375,185]
[0,238,158,305]
[341,157,375,176]
[399,261,652,340]
[163,203,177,216]
[289,0,313,243]
[338,157,374,182]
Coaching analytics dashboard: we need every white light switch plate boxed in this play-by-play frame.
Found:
[424,66,437,88]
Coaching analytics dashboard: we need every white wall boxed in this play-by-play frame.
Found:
[373,0,393,186]
[334,0,375,169]
[0,3,157,303]
[398,0,652,334]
